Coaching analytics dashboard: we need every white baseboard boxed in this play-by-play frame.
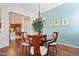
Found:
[0,44,9,49]
[57,42,79,49]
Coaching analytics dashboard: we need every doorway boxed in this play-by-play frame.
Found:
[9,12,30,43]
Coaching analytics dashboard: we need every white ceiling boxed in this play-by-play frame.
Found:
[10,3,63,14]
[0,3,64,23]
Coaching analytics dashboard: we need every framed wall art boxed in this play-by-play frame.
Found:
[43,20,54,27]
[61,17,69,25]
[43,20,47,26]
[48,20,54,26]
[53,19,61,26]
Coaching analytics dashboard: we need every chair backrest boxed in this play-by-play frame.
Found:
[52,32,59,42]
[21,32,28,42]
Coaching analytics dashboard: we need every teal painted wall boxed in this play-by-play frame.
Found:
[41,3,79,47]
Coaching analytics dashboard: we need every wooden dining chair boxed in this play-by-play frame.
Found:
[47,32,59,55]
[21,32,30,54]
[28,35,48,56]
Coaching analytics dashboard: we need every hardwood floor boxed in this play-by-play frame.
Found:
[0,39,79,56]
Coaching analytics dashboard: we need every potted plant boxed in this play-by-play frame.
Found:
[32,18,43,35]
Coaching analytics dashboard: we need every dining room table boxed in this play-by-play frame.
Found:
[27,34,47,55]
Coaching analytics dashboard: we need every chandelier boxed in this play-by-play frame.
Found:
[36,3,42,20]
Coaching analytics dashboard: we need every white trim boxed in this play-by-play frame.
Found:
[0,44,9,49]
[57,42,79,49]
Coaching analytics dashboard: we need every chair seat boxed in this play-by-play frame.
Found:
[30,46,47,56]
[49,42,56,45]
[22,42,29,46]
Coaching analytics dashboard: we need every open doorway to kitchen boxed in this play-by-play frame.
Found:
[9,12,30,44]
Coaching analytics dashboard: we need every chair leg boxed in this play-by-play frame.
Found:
[51,45,57,56]
[22,45,24,54]
[46,45,50,56]
[54,45,57,55]
[27,46,31,56]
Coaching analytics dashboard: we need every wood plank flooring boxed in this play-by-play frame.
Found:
[0,39,79,56]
